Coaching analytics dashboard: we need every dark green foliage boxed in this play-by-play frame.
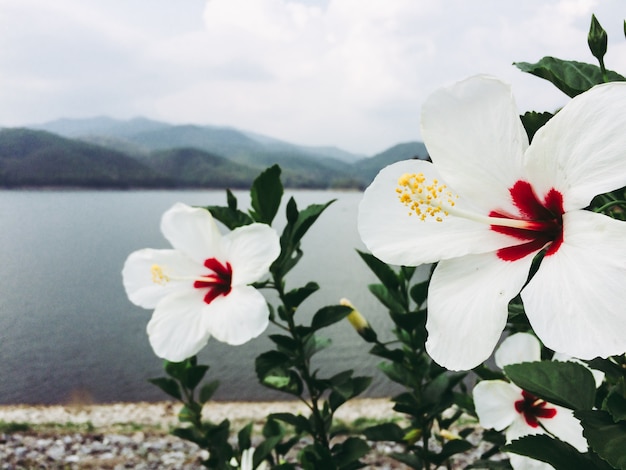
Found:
[504,361,596,410]
[577,410,626,470]
[249,164,283,224]
[514,57,625,98]
[504,434,612,470]
[519,111,553,143]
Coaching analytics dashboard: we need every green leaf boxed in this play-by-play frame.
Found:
[199,380,220,404]
[311,305,352,331]
[504,360,596,410]
[286,196,298,224]
[331,437,369,469]
[147,377,182,401]
[302,333,331,360]
[171,427,206,447]
[178,403,201,423]
[205,205,254,230]
[577,409,626,469]
[249,164,283,224]
[269,334,299,356]
[368,284,406,313]
[431,439,474,465]
[270,412,312,433]
[284,282,319,310]
[182,365,209,390]
[300,443,336,470]
[409,281,429,307]
[226,188,238,210]
[164,359,190,381]
[465,461,512,469]
[605,392,626,422]
[514,57,625,97]
[389,452,423,469]
[238,422,253,451]
[357,250,400,291]
[363,422,405,442]
[272,198,333,278]
[254,433,284,469]
[256,350,292,378]
[293,200,335,245]
[520,111,553,143]
[504,433,606,470]
[368,343,404,362]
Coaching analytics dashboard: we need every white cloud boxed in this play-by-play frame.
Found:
[0,0,624,153]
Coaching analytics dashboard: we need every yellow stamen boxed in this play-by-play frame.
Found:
[395,172,541,230]
[396,172,457,222]
[151,264,170,285]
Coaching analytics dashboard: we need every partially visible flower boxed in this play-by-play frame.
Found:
[358,75,626,370]
[122,203,280,362]
[237,447,267,470]
[473,333,590,470]
[340,298,378,342]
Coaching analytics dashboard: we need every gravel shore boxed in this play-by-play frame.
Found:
[0,399,488,469]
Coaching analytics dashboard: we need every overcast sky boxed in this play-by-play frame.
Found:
[0,0,624,155]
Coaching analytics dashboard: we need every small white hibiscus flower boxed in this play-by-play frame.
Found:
[236,447,267,470]
[358,75,626,370]
[473,333,590,470]
[122,202,281,362]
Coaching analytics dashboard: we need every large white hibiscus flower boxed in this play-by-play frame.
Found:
[358,75,626,370]
[473,333,590,470]
[123,202,280,362]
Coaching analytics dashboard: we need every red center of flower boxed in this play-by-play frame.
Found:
[194,258,233,304]
[489,181,564,261]
[514,390,557,428]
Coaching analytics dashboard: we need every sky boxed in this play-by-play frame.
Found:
[0,0,624,155]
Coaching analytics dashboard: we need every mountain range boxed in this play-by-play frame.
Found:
[0,117,428,189]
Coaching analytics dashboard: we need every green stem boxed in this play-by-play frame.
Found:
[273,272,330,450]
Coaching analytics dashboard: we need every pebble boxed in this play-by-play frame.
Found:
[0,399,493,469]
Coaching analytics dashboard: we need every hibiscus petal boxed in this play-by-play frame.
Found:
[473,380,520,431]
[425,252,534,370]
[122,248,201,309]
[506,416,552,469]
[495,333,541,369]
[524,82,626,211]
[522,210,626,359]
[147,289,212,362]
[540,405,587,453]
[223,223,280,286]
[204,286,269,345]
[160,203,224,264]
[358,160,512,265]
[508,450,552,470]
[420,75,527,214]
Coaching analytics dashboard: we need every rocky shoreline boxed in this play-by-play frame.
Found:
[0,399,489,469]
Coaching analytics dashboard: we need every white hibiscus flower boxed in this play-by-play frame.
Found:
[473,333,592,470]
[358,75,626,370]
[123,202,280,362]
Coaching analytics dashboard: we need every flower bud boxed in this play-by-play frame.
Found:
[588,14,608,62]
[440,429,461,441]
[403,428,422,445]
[340,298,378,343]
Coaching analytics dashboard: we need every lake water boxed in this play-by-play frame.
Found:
[0,189,430,405]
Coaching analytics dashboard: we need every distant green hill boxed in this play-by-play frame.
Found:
[141,147,259,188]
[0,128,169,188]
[352,142,429,183]
[3,118,429,189]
